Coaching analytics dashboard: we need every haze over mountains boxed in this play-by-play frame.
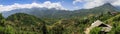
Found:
[2,3,119,18]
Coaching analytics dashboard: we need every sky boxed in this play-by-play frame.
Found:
[0,0,120,12]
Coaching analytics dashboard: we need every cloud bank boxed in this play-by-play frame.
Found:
[0,1,67,12]
[73,0,120,9]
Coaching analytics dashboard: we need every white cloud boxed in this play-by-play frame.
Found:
[0,1,67,12]
[73,0,93,5]
[73,0,119,9]
[73,0,83,5]
[112,0,120,6]
[83,0,105,9]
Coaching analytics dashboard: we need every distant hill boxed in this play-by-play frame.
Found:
[73,3,118,16]
[0,10,120,34]
[2,3,119,19]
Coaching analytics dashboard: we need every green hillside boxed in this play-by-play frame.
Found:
[4,3,118,19]
[0,13,48,34]
[0,3,120,34]
[0,11,120,34]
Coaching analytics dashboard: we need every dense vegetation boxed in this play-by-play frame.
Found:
[0,11,120,34]
[1,3,120,34]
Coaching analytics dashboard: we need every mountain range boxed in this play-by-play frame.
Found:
[2,3,119,19]
[1,3,120,34]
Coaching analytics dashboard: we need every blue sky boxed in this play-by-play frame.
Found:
[0,0,84,10]
[0,0,120,11]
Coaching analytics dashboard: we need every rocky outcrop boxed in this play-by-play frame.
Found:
[84,20,112,34]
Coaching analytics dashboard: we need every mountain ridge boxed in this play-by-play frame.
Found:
[2,3,119,19]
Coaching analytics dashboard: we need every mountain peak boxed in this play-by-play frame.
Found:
[102,3,113,7]
[95,3,115,9]
[104,3,112,5]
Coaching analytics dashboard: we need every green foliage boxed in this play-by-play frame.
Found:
[0,10,120,34]
[90,27,101,34]
[5,25,15,34]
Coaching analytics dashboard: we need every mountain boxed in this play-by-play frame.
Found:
[73,3,118,16]
[2,3,119,19]
[2,8,73,18]
[0,10,120,34]
[0,4,120,33]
